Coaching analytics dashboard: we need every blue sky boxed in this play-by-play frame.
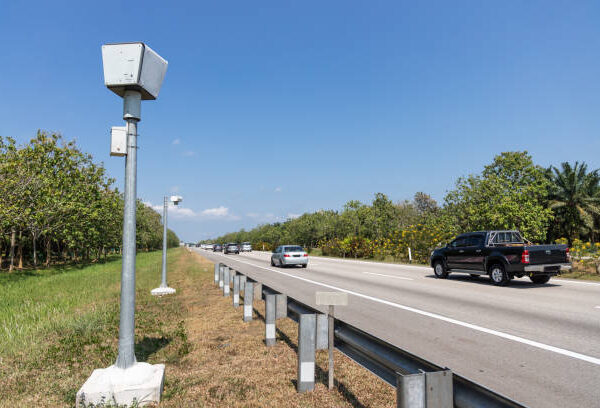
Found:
[1,1,599,242]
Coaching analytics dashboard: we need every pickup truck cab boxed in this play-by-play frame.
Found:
[430,230,571,286]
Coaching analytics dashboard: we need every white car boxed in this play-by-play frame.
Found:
[241,242,252,252]
[271,245,308,268]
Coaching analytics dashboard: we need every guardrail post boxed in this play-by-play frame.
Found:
[243,281,253,322]
[214,263,220,284]
[396,370,452,408]
[316,313,328,350]
[230,269,235,285]
[218,265,224,288]
[275,294,287,319]
[239,275,247,292]
[223,267,230,297]
[265,293,276,346]
[233,275,240,308]
[253,282,262,300]
[297,313,316,392]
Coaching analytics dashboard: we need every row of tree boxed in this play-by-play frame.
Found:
[206,152,600,263]
[0,132,179,271]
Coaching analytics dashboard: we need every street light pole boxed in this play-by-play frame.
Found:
[115,90,141,369]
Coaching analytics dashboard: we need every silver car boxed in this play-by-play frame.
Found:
[271,245,308,268]
[241,242,252,252]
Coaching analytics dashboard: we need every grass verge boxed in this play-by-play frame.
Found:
[1,247,395,407]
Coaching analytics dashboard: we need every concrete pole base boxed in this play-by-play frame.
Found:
[151,287,176,296]
[76,362,165,407]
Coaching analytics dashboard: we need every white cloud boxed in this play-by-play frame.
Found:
[143,202,240,220]
[287,213,301,219]
[182,150,196,157]
[172,138,181,145]
[274,187,282,192]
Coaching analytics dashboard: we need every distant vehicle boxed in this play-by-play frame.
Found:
[205,243,214,250]
[213,244,223,252]
[241,242,252,252]
[224,243,239,254]
[430,230,571,286]
[271,245,308,268]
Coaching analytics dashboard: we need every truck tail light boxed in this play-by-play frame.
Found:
[284,254,290,258]
[303,253,308,257]
[566,247,570,262]
[521,249,530,264]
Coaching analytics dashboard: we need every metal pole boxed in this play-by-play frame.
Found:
[161,196,168,287]
[328,305,334,389]
[115,90,141,369]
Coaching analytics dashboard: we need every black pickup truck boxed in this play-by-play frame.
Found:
[430,230,571,286]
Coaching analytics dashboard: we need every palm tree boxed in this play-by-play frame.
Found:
[548,162,600,244]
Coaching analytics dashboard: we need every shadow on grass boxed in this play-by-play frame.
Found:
[275,327,366,408]
[135,335,172,362]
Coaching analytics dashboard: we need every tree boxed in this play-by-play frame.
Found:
[444,151,553,242]
[547,162,600,244]
[414,192,438,217]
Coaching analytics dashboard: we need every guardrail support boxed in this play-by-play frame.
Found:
[233,275,240,308]
[253,282,262,300]
[276,294,287,319]
[223,267,230,297]
[243,281,253,322]
[297,313,316,392]
[218,265,224,288]
[396,370,453,408]
[230,269,235,285]
[239,275,247,292]
[265,293,276,346]
[214,263,220,284]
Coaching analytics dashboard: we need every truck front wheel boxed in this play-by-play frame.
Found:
[433,261,448,279]
[530,275,551,284]
[489,264,510,286]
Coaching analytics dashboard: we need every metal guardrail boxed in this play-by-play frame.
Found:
[213,262,526,408]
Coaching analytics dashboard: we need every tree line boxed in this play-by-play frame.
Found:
[0,132,180,271]
[207,151,600,263]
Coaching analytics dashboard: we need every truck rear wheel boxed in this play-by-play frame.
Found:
[530,275,551,284]
[433,261,448,279]
[489,264,510,286]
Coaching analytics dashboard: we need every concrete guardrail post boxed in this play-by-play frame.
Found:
[223,267,230,297]
[230,269,235,285]
[297,313,316,392]
[253,282,262,300]
[243,281,253,322]
[265,293,276,346]
[214,263,220,284]
[233,275,240,308]
[218,265,224,288]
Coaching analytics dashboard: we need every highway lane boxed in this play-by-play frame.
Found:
[193,248,600,408]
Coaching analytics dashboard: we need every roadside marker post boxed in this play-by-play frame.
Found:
[78,42,168,407]
[316,291,348,390]
[223,267,230,297]
[233,275,240,308]
[214,263,220,284]
[243,281,254,322]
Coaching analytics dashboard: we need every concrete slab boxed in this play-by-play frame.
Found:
[151,287,176,296]
[76,362,165,407]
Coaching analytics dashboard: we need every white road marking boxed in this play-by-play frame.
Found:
[363,272,413,281]
[204,250,600,367]
[553,279,600,287]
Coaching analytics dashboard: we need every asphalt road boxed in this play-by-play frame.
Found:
[192,248,600,408]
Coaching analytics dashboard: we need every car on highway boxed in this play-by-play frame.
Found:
[204,243,214,250]
[430,230,571,286]
[271,245,308,268]
[213,244,223,252]
[224,243,239,254]
[240,242,252,252]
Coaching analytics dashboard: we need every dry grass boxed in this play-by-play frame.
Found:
[161,250,395,407]
[0,248,394,407]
